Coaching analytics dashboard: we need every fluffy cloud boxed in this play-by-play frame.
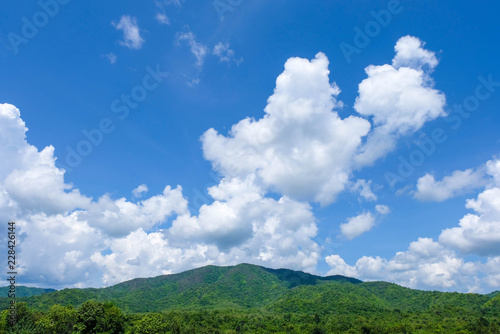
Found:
[354,36,446,167]
[112,15,144,50]
[326,238,482,292]
[325,255,357,277]
[350,179,377,201]
[132,184,149,198]
[327,158,500,292]
[414,168,486,201]
[168,176,320,271]
[340,212,375,240]
[202,52,371,205]
[438,159,500,256]
[17,213,106,288]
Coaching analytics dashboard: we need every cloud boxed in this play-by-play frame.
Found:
[325,255,357,277]
[132,184,148,198]
[392,35,439,70]
[202,52,371,205]
[414,168,487,202]
[375,204,390,215]
[213,42,243,64]
[340,212,375,240]
[437,159,500,256]
[103,53,117,64]
[350,179,377,201]
[354,36,446,167]
[78,185,187,237]
[112,15,144,50]
[326,238,483,292]
[155,13,170,25]
[175,31,208,68]
[327,158,500,292]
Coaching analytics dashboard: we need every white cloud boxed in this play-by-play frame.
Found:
[17,213,106,288]
[213,42,243,64]
[437,159,500,256]
[354,36,446,167]
[392,35,439,70]
[202,53,371,205]
[325,254,357,277]
[155,13,170,25]
[79,185,187,237]
[112,15,144,50]
[414,168,486,202]
[350,179,377,201]
[340,212,375,240]
[375,204,390,215]
[176,31,208,68]
[326,238,483,292]
[132,184,148,198]
[103,53,117,64]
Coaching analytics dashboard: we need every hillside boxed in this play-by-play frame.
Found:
[1,264,362,313]
[1,264,499,333]
[0,286,55,298]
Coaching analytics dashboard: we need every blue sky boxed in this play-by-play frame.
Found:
[1,0,500,292]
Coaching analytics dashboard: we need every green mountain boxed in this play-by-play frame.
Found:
[1,264,361,313]
[1,264,499,333]
[0,286,55,298]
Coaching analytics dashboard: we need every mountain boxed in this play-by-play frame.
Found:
[0,263,496,316]
[0,286,55,298]
[3,264,361,313]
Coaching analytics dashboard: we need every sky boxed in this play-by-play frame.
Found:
[0,0,500,293]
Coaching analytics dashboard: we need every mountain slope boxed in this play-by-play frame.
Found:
[0,286,55,298]
[4,263,359,312]
[0,263,496,317]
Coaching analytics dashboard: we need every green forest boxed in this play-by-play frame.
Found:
[1,264,499,333]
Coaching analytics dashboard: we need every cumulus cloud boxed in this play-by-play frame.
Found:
[437,159,500,256]
[132,184,148,198]
[392,36,439,70]
[326,238,482,292]
[414,168,487,201]
[340,212,375,240]
[202,52,371,205]
[112,15,144,50]
[325,255,357,277]
[350,179,377,201]
[354,36,446,167]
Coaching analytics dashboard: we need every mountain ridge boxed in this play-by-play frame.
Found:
[1,263,498,316]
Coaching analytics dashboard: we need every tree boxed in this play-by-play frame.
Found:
[36,304,77,334]
[129,313,169,334]
[74,300,125,334]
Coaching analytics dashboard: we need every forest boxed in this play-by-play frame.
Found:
[1,264,499,333]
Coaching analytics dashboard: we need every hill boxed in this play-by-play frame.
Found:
[0,286,55,298]
[1,264,499,333]
[1,264,362,313]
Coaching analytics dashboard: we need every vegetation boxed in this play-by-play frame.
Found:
[0,264,498,333]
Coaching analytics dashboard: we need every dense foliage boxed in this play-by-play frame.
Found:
[0,264,499,333]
